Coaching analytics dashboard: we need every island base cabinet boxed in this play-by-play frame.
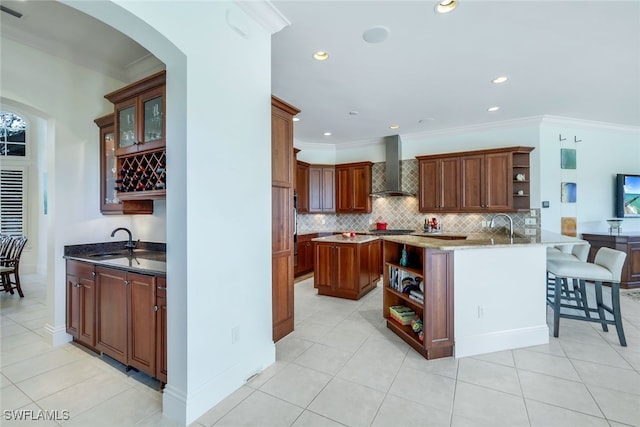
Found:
[314,239,380,300]
[95,266,156,376]
[382,240,454,360]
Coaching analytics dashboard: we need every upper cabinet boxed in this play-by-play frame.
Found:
[309,165,335,213]
[105,71,166,157]
[94,114,153,215]
[335,161,373,213]
[418,157,460,211]
[417,146,534,213]
[296,160,310,214]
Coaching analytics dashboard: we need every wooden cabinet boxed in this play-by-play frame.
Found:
[581,233,640,289]
[94,114,153,215]
[66,260,96,349]
[295,233,316,277]
[95,266,156,375]
[418,157,460,211]
[335,162,373,213]
[314,238,380,300]
[271,96,300,342]
[155,277,167,384]
[309,165,335,213]
[417,146,533,213]
[105,71,166,157]
[296,161,310,213]
[382,239,453,359]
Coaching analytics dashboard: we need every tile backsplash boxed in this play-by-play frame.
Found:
[297,159,541,236]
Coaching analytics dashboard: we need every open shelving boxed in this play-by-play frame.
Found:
[382,239,454,360]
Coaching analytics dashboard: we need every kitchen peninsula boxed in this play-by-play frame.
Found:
[381,231,584,359]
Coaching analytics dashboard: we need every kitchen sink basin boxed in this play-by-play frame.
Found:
[86,249,165,261]
[88,252,127,258]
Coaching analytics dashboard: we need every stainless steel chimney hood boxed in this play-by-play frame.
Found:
[371,135,416,197]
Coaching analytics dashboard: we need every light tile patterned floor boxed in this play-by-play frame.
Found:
[2,275,639,426]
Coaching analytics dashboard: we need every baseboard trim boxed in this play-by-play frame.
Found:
[454,325,549,358]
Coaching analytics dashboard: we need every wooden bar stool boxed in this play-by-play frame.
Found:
[546,247,627,346]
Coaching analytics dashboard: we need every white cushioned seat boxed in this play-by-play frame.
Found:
[546,246,627,346]
[546,243,590,263]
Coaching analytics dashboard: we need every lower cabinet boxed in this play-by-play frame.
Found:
[95,267,156,375]
[66,261,167,384]
[382,239,454,359]
[295,233,317,277]
[66,260,96,349]
[314,239,380,300]
[155,277,167,383]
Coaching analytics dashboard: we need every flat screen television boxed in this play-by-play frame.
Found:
[616,174,640,218]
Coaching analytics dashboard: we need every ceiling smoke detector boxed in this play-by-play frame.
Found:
[362,26,390,44]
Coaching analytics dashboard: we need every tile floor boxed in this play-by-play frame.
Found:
[1,274,639,426]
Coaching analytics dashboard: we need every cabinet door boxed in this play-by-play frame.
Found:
[296,162,310,213]
[114,98,139,156]
[155,277,167,384]
[351,164,372,213]
[335,167,351,212]
[314,243,334,290]
[335,244,358,293]
[460,154,485,210]
[440,158,461,211]
[78,277,96,347]
[485,152,512,211]
[418,159,439,211]
[138,86,165,153]
[66,274,80,340]
[128,272,156,374]
[95,267,128,364]
[321,168,336,212]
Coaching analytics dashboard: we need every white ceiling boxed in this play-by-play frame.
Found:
[2,1,639,145]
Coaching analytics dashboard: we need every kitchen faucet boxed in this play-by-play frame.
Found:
[489,213,514,239]
[111,227,137,255]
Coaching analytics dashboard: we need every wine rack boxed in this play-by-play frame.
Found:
[116,150,166,200]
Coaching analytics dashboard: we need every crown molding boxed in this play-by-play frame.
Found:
[294,140,337,152]
[539,115,640,134]
[235,1,290,34]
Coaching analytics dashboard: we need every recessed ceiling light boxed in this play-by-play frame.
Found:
[389,124,400,130]
[435,0,457,14]
[362,26,390,44]
[292,117,300,122]
[492,76,508,84]
[313,51,329,61]
[323,132,332,136]
[487,106,500,112]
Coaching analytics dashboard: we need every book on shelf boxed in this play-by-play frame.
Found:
[389,305,416,325]
[408,293,423,304]
[409,289,424,299]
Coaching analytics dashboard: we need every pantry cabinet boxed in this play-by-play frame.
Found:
[335,162,373,213]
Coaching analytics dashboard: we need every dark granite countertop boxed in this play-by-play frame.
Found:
[64,241,166,276]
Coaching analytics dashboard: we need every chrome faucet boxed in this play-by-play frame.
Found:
[111,227,137,255]
[489,213,514,239]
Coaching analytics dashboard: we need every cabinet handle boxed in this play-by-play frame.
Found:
[124,280,130,286]
[92,271,96,277]
[74,283,82,288]
[157,286,167,291]
[154,305,159,312]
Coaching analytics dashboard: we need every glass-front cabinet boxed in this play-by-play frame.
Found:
[94,114,153,215]
[106,71,165,157]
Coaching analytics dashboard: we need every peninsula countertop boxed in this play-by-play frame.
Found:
[382,230,584,250]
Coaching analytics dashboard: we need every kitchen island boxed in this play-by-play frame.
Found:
[312,234,381,300]
[382,231,584,359]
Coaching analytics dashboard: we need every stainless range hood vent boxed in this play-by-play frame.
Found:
[371,135,416,197]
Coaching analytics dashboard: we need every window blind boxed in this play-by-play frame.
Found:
[0,168,25,236]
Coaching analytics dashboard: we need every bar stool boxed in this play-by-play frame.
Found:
[546,246,627,346]
[546,243,591,311]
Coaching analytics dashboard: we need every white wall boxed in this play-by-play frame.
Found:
[539,118,640,233]
[66,1,277,424]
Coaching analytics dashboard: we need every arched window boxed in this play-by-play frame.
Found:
[0,111,27,236]
[0,112,27,157]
